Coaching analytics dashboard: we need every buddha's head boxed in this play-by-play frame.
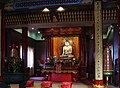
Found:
[65,40,70,46]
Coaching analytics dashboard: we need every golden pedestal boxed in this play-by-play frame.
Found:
[93,85,105,88]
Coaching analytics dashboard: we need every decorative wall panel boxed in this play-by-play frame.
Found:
[5,9,117,26]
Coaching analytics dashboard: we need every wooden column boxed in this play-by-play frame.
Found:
[0,6,2,76]
[80,36,85,66]
[88,36,94,79]
[46,36,53,58]
[50,37,53,57]
[85,35,88,66]
[1,8,6,75]
[45,37,48,58]
[22,27,28,72]
[112,24,118,86]
[79,35,82,62]
[81,33,88,66]
[94,0,104,87]
[82,36,86,66]
[118,0,120,87]
[47,36,51,58]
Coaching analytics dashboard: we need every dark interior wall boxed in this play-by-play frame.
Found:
[88,39,94,79]
[35,41,47,61]
[6,29,47,74]
[6,29,22,57]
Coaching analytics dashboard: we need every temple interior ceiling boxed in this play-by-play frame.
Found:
[1,0,117,42]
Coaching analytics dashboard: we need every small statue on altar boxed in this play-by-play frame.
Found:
[62,40,72,55]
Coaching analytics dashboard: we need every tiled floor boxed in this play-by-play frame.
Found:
[7,81,119,88]
[27,77,119,88]
[4,77,119,88]
[26,81,93,88]
[26,81,119,88]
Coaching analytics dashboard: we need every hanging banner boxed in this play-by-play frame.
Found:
[94,1,103,80]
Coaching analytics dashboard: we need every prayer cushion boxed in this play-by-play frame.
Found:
[25,80,34,87]
[41,81,52,87]
[61,82,72,88]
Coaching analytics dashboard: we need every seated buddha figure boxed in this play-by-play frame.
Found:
[61,40,74,58]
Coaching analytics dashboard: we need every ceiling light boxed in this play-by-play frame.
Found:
[57,6,65,12]
[38,31,40,34]
[42,8,50,12]
[32,28,34,30]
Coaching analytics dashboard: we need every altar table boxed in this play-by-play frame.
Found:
[42,69,77,82]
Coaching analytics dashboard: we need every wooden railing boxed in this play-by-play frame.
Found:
[5,9,117,25]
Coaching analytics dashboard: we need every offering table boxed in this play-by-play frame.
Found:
[41,69,78,82]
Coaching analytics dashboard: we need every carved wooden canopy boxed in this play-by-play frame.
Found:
[40,27,82,37]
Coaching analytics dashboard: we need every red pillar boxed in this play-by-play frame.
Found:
[22,27,28,72]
